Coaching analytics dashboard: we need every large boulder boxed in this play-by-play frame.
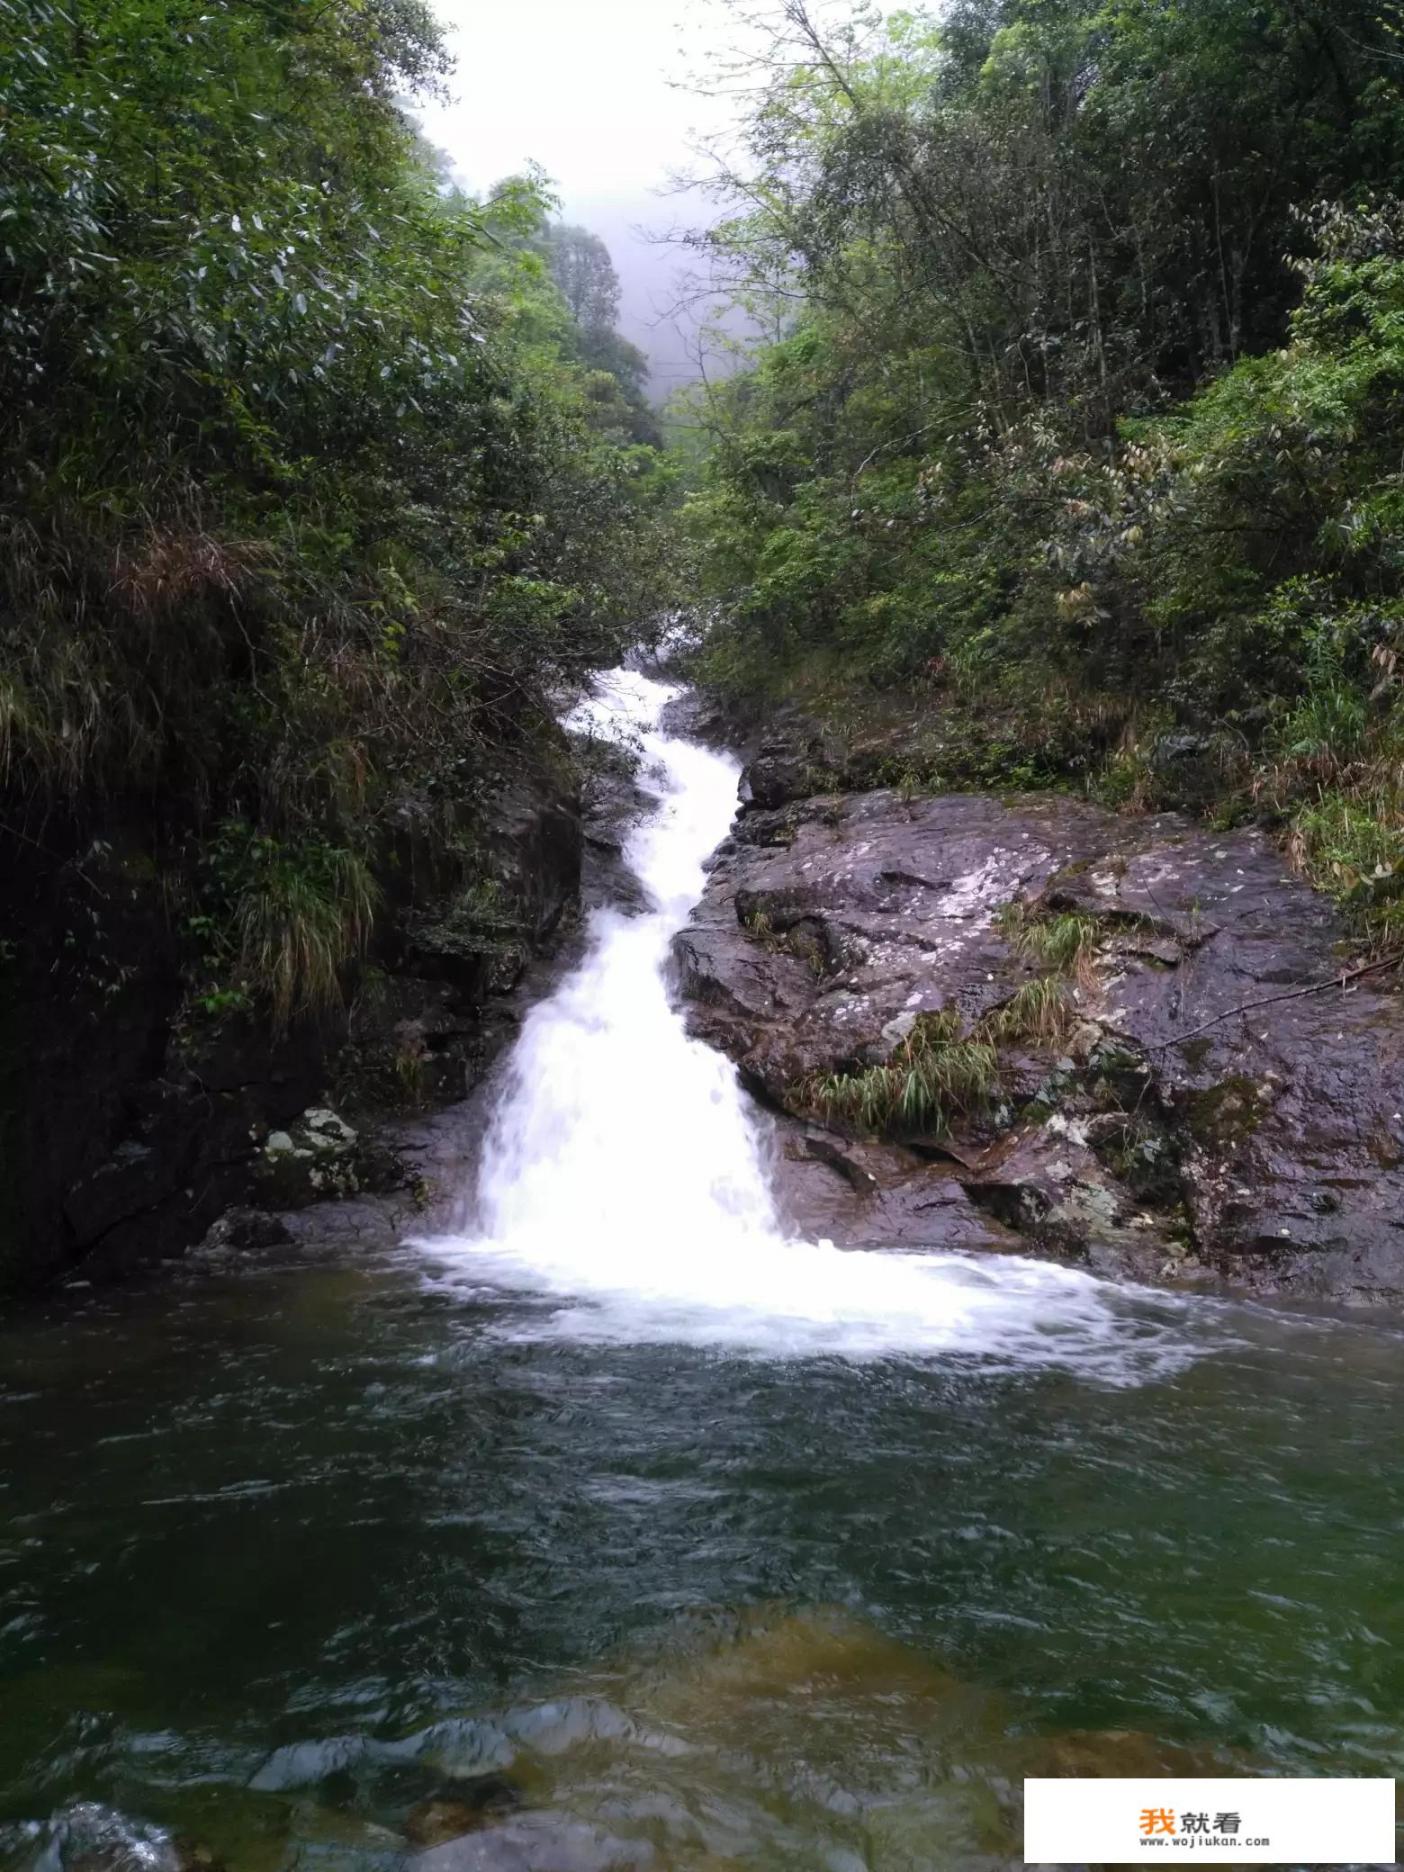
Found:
[674,784,1404,1302]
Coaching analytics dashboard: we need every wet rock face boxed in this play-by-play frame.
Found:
[675,782,1404,1302]
[576,742,652,916]
[657,688,756,754]
[755,1111,1026,1254]
[678,789,1117,1093]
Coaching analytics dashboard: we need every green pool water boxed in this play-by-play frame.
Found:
[0,1226,1401,1869]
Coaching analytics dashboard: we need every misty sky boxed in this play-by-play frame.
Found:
[416,0,739,394]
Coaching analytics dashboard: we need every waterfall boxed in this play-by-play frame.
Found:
[454,665,782,1266]
[415,669,1206,1381]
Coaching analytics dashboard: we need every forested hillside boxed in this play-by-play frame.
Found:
[2,0,674,1015]
[685,0,1404,950]
[0,0,678,1282]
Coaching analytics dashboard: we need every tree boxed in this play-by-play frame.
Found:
[548,224,624,335]
[546,223,663,446]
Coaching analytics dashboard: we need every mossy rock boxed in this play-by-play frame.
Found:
[1180,1076,1267,1151]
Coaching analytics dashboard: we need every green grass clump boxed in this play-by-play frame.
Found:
[235,850,377,1038]
[997,904,1103,975]
[982,976,1076,1046]
[802,939,1094,1137]
[809,1008,998,1136]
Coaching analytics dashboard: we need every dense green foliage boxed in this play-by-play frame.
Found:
[686,0,1404,944]
[0,0,674,1026]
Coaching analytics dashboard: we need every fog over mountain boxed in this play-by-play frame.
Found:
[415,0,735,399]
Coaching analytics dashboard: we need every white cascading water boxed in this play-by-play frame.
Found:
[416,668,1207,1381]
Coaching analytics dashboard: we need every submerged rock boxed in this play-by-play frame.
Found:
[404,1775,521,1847]
[412,1812,653,1871]
[675,777,1404,1301]
[634,1604,1000,1740]
[1015,1727,1243,1779]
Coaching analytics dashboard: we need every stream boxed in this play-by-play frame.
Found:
[2,672,1403,1870]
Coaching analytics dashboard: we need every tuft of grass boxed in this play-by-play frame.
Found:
[808,1008,998,1136]
[997,903,1103,977]
[1277,671,1370,780]
[216,830,379,1036]
[982,976,1076,1046]
[0,504,263,797]
[393,1031,429,1106]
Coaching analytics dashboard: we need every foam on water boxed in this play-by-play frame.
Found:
[414,668,1210,1383]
